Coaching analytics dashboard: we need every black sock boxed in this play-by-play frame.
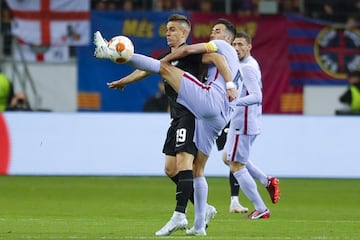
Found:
[175,170,193,213]
[229,171,240,197]
[170,173,194,205]
[170,174,179,184]
[189,189,194,205]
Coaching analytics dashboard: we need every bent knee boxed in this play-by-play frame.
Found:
[222,152,230,166]
[230,161,245,173]
[164,166,177,177]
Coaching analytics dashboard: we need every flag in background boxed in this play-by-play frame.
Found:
[6,0,90,46]
[12,39,69,62]
[287,14,360,85]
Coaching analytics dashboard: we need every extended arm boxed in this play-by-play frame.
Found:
[202,53,232,83]
[107,69,152,90]
[161,43,209,63]
[235,65,262,106]
[202,53,237,100]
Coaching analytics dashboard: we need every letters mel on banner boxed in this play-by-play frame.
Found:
[6,0,90,46]
[287,14,360,85]
[190,13,303,113]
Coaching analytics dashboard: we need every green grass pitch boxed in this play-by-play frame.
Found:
[0,176,359,239]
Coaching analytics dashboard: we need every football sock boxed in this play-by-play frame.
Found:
[229,171,240,196]
[231,196,239,202]
[171,174,194,204]
[170,174,179,184]
[247,160,268,187]
[193,176,208,230]
[128,53,160,73]
[189,190,195,205]
[234,168,267,212]
[174,170,193,214]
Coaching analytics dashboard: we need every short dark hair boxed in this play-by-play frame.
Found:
[168,14,191,28]
[235,31,252,44]
[214,18,236,41]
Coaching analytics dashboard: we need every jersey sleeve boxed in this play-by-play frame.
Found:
[236,64,262,106]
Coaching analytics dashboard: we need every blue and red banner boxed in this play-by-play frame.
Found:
[188,13,303,113]
[78,11,308,113]
[77,11,180,112]
[287,14,360,85]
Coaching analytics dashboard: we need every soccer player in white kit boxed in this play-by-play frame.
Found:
[94,18,241,235]
[223,31,280,219]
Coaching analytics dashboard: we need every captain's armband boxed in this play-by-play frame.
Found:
[204,42,218,53]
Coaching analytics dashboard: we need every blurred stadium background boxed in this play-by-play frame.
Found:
[0,2,359,239]
[0,0,359,176]
[1,0,359,114]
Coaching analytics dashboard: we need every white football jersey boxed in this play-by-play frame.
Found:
[229,55,262,135]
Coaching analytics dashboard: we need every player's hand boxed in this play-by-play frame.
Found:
[107,79,126,90]
[226,88,237,102]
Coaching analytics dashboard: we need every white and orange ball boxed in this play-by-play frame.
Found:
[107,35,134,63]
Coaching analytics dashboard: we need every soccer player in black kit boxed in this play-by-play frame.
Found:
[106,14,217,236]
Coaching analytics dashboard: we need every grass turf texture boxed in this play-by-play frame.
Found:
[0,176,359,239]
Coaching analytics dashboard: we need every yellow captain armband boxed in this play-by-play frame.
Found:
[204,41,218,53]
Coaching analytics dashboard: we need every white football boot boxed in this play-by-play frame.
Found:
[93,31,110,59]
[186,227,207,236]
[205,204,217,226]
[155,211,188,236]
[229,200,249,213]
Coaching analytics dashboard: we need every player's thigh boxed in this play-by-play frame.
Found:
[174,116,197,157]
[176,152,194,171]
[165,155,177,177]
[224,133,256,164]
[193,150,208,177]
[159,62,184,92]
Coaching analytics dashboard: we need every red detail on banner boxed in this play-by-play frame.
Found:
[288,37,315,45]
[10,0,89,45]
[0,114,10,175]
[189,13,303,114]
[36,53,45,62]
[288,53,315,62]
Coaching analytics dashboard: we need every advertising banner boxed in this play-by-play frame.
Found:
[77,11,182,111]
[78,11,304,113]
[287,14,360,85]
[189,13,303,113]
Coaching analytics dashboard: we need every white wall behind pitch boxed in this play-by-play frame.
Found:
[3,113,360,178]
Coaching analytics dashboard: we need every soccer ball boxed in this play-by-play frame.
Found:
[107,35,134,63]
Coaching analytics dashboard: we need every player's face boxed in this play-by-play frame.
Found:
[232,37,251,61]
[210,24,229,42]
[210,23,233,44]
[166,21,185,48]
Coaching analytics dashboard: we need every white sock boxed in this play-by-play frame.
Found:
[193,176,208,230]
[231,196,239,202]
[234,168,267,211]
[172,211,186,220]
[128,53,161,72]
[247,160,268,187]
